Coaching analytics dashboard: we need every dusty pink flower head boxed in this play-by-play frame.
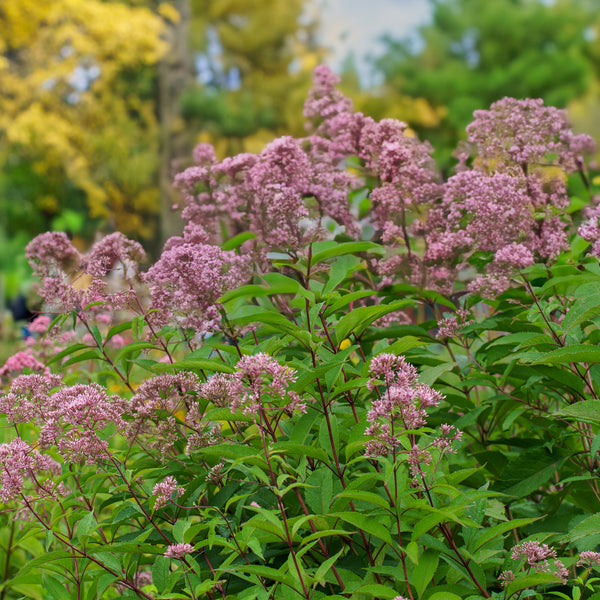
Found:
[229,353,297,416]
[467,97,595,171]
[29,315,52,334]
[144,240,250,332]
[0,439,55,502]
[511,540,556,567]
[37,383,126,464]
[126,373,212,453]
[303,64,353,125]
[0,351,48,377]
[26,232,83,310]
[578,551,600,567]
[436,308,473,340]
[0,373,62,424]
[153,476,184,509]
[84,232,146,280]
[164,543,194,559]
[192,142,217,165]
[26,232,81,278]
[365,354,444,458]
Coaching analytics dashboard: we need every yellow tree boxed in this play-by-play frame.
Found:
[0,0,168,240]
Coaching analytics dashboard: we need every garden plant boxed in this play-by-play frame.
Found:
[2,66,600,600]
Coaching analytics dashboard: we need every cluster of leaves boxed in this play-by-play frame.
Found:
[3,71,600,600]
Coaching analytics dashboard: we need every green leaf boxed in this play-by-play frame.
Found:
[76,510,98,538]
[385,335,427,355]
[114,341,156,363]
[530,345,600,365]
[505,573,562,596]
[233,564,296,588]
[556,400,600,425]
[105,321,133,342]
[413,550,439,599]
[323,290,377,317]
[46,343,90,365]
[419,362,458,386]
[306,468,333,514]
[335,300,412,342]
[312,549,344,586]
[152,555,171,591]
[567,513,600,541]
[562,292,600,332]
[229,306,312,346]
[61,349,105,368]
[351,583,398,599]
[222,231,256,250]
[271,442,329,464]
[469,518,538,553]
[310,241,384,266]
[43,575,67,600]
[96,573,121,598]
[329,511,392,545]
[334,490,391,511]
[323,255,361,294]
[90,324,103,347]
[152,358,234,374]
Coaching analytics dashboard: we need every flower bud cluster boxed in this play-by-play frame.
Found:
[365,354,461,473]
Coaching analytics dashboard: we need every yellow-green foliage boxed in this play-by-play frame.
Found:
[0,0,168,238]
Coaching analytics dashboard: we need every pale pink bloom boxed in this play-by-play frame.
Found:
[0,351,48,377]
[153,476,184,509]
[29,315,52,334]
[164,543,194,559]
[578,551,600,567]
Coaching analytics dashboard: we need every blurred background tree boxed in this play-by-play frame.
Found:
[0,0,167,302]
[180,0,323,155]
[375,0,600,166]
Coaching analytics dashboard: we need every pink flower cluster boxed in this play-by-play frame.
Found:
[1,376,125,464]
[578,196,600,259]
[126,373,219,454]
[143,230,250,332]
[200,353,304,419]
[365,354,460,466]
[164,543,194,559]
[152,476,184,509]
[0,351,49,378]
[0,438,61,502]
[26,231,147,312]
[467,97,595,171]
[436,308,473,340]
[509,540,568,584]
[422,96,595,295]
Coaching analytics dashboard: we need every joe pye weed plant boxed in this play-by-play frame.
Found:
[3,66,600,600]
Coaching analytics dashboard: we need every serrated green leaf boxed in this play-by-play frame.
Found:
[335,300,412,342]
[152,358,234,374]
[329,511,392,545]
[222,231,256,250]
[529,345,600,365]
[152,555,171,591]
[115,341,156,363]
[419,362,457,386]
[76,510,98,538]
[505,573,561,596]
[469,518,538,553]
[310,241,384,266]
[557,400,600,425]
[413,550,439,599]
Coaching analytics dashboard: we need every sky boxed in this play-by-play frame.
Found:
[313,0,432,86]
